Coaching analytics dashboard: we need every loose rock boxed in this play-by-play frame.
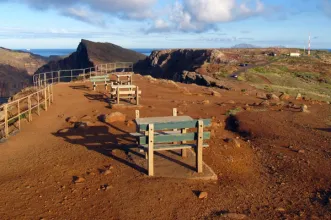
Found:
[211,90,221,97]
[66,116,78,123]
[99,112,126,123]
[296,93,302,100]
[279,93,290,100]
[267,93,280,101]
[300,105,309,113]
[73,122,88,129]
[256,92,267,99]
[259,100,270,107]
[198,191,208,199]
[202,100,210,105]
[73,177,85,184]
[221,213,247,219]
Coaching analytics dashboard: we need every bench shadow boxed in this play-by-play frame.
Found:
[315,127,331,133]
[84,92,109,103]
[52,125,147,174]
[70,85,90,91]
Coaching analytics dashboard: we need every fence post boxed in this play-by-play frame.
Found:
[17,101,21,130]
[58,71,60,83]
[28,96,32,122]
[71,70,73,82]
[51,72,54,84]
[51,84,54,103]
[44,87,48,111]
[37,91,40,116]
[4,104,8,138]
[48,85,51,106]
[83,69,86,81]
[44,74,46,87]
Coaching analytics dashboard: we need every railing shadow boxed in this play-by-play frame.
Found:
[70,85,90,91]
[84,92,109,103]
[52,125,147,173]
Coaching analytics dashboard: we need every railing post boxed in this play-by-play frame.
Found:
[51,72,54,84]
[4,104,8,138]
[18,101,21,130]
[51,84,54,103]
[83,69,86,81]
[48,85,51,106]
[44,73,46,87]
[44,87,48,111]
[71,70,73,82]
[58,71,60,83]
[37,91,40,116]
[28,96,32,122]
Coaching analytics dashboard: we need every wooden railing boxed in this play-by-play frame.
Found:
[0,84,54,139]
[1,62,133,140]
[32,62,133,87]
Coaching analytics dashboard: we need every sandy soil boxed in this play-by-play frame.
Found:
[0,75,330,219]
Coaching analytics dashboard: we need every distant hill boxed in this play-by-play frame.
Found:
[36,39,146,73]
[231,44,260,49]
[0,47,47,98]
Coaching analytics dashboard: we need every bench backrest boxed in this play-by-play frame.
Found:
[138,119,211,131]
[90,75,110,82]
[138,119,211,144]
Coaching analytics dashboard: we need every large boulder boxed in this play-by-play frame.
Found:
[99,112,126,123]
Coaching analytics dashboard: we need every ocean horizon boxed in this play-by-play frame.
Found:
[21,48,331,58]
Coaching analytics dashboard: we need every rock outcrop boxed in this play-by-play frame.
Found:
[135,49,236,89]
[36,39,146,73]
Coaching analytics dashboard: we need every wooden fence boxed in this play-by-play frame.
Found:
[0,84,54,139]
[33,62,133,87]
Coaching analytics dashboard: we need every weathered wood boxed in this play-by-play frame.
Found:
[137,117,211,131]
[181,128,187,158]
[18,101,21,130]
[173,108,177,116]
[44,88,48,111]
[148,124,154,176]
[197,120,203,173]
[116,87,120,104]
[28,96,32,122]
[58,71,60,83]
[140,143,209,151]
[136,86,139,105]
[110,90,141,95]
[37,91,40,116]
[4,104,8,138]
[48,86,51,106]
[135,110,140,119]
[139,131,210,144]
[51,84,54,103]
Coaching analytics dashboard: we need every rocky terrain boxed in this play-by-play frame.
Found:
[136,48,331,102]
[0,47,47,98]
[0,75,330,219]
[36,39,146,73]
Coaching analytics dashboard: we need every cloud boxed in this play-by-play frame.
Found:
[146,0,272,33]
[0,0,157,25]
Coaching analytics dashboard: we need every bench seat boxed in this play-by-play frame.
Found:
[139,144,209,151]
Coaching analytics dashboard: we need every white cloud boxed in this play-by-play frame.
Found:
[146,0,268,33]
[0,0,157,25]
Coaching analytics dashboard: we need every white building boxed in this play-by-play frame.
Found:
[290,53,301,57]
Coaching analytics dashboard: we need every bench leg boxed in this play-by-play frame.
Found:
[181,128,187,158]
[196,120,203,173]
[148,124,154,176]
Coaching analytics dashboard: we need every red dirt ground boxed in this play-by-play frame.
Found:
[0,74,330,219]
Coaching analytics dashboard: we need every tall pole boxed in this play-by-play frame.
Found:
[308,33,311,56]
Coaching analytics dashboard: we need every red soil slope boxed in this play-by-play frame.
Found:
[0,75,330,219]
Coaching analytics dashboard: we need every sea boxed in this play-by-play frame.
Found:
[23,48,154,57]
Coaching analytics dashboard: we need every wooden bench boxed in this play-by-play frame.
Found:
[131,109,211,176]
[114,72,133,85]
[90,75,110,91]
[110,84,141,105]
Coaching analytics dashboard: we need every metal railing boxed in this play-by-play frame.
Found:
[0,84,53,139]
[33,62,133,87]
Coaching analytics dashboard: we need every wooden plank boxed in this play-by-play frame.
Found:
[116,87,120,104]
[44,87,48,111]
[18,101,21,130]
[197,120,203,173]
[148,124,154,176]
[139,132,210,144]
[111,85,137,89]
[140,144,209,151]
[135,110,140,119]
[110,90,141,95]
[37,91,40,116]
[28,95,32,122]
[137,118,211,131]
[130,130,181,137]
[4,104,8,138]
[181,128,187,158]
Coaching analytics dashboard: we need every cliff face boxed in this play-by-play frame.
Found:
[0,48,47,98]
[135,49,237,88]
[36,39,146,73]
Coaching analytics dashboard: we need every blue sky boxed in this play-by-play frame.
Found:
[0,0,330,49]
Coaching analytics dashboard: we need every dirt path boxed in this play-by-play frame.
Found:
[0,75,330,219]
